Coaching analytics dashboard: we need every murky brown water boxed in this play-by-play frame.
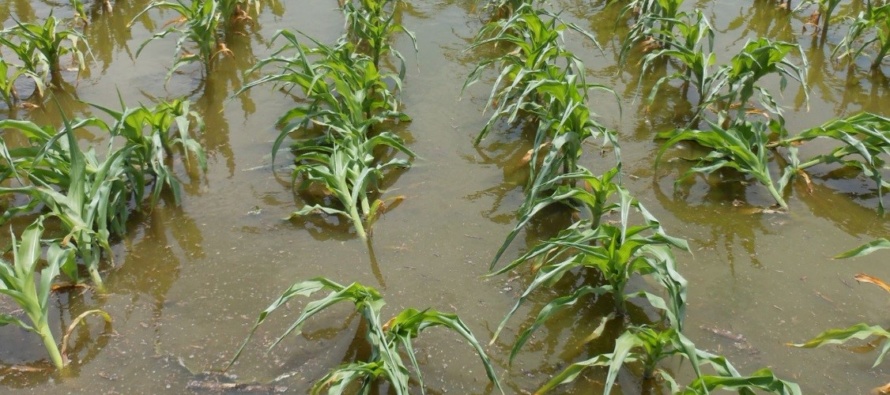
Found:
[1,0,890,393]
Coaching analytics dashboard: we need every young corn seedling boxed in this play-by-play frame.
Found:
[489,168,690,352]
[637,9,714,104]
[777,112,890,212]
[540,325,801,395]
[0,218,111,370]
[655,116,790,209]
[791,239,890,373]
[289,130,414,241]
[228,277,502,394]
[132,0,226,78]
[237,33,408,164]
[710,38,808,123]
[0,14,90,88]
[463,4,601,144]
[341,0,417,76]
[89,96,207,207]
[618,0,686,64]
[835,3,890,70]
[237,33,412,240]
[641,24,806,127]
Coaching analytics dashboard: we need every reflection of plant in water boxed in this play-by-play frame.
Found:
[797,0,842,37]
[228,277,502,394]
[0,218,111,370]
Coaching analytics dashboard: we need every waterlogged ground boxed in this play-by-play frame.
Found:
[1,0,890,393]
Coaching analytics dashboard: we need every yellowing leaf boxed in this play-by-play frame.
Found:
[855,273,890,295]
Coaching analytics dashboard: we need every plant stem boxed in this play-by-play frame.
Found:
[84,249,106,292]
[37,324,63,370]
[766,182,788,209]
[339,176,369,241]
[350,203,369,241]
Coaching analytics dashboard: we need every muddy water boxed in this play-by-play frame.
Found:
[1,0,890,393]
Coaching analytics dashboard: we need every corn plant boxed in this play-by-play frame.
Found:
[618,0,686,64]
[836,3,890,70]
[217,0,261,27]
[463,4,618,220]
[711,38,808,123]
[490,167,689,349]
[89,97,207,207]
[463,4,602,144]
[132,0,226,78]
[777,112,890,212]
[540,325,801,394]
[228,277,502,395]
[289,131,414,241]
[341,0,417,76]
[791,239,890,367]
[0,14,90,88]
[238,33,407,163]
[0,218,111,370]
[0,100,205,290]
[641,25,806,126]
[237,33,412,240]
[637,9,714,105]
[656,116,790,208]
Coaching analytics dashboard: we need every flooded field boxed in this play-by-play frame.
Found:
[1,0,890,393]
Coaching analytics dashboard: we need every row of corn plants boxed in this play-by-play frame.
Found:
[625,3,890,389]
[615,1,890,212]
[0,0,239,372]
[235,0,415,241]
[0,95,206,368]
[462,1,801,393]
[220,4,502,390]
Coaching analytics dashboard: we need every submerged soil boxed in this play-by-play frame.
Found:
[1,0,890,394]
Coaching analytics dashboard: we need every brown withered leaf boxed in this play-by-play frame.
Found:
[855,273,890,295]
[797,169,814,194]
[871,382,890,395]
